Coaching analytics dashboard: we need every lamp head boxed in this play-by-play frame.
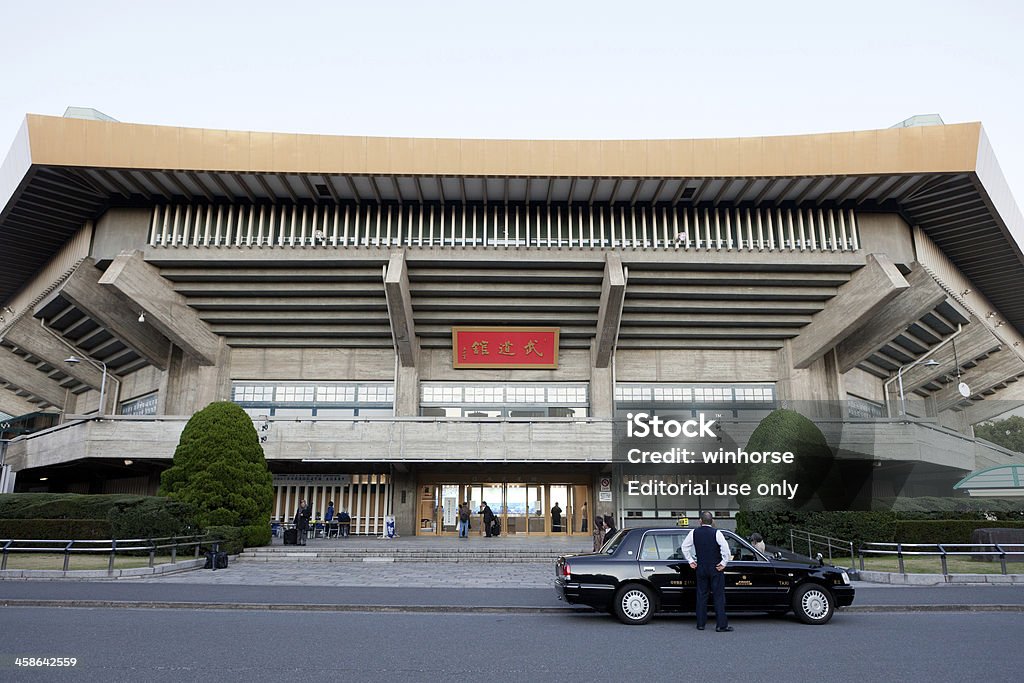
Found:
[64,356,81,364]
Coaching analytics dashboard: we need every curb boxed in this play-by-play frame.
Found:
[0,558,207,581]
[1,599,1022,614]
[858,570,1024,586]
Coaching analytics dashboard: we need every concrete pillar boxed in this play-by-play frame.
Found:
[390,466,417,537]
[160,342,232,415]
[395,363,419,417]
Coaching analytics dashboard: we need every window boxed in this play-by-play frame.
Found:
[120,393,158,416]
[848,395,884,419]
[616,383,775,418]
[726,535,761,562]
[420,382,589,417]
[640,531,689,560]
[232,381,393,417]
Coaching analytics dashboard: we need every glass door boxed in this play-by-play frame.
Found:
[505,484,527,535]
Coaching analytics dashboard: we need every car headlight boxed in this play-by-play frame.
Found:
[840,571,850,585]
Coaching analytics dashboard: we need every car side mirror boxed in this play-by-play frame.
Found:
[773,551,783,560]
[816,552,824,566]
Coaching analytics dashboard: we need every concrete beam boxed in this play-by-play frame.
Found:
[963,382,1024,424]
[0,348,67,408]
[0,316,106,392]
[594,252,627,368]
[836,264,949,373]
[792,254,908,369]
[99,251,222,365]
[37,259,171,371]
[899,318,1002,393]
[0,388,39,417]
[383,251,419,368]
[935,349,1024,412]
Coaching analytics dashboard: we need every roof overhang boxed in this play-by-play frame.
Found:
[2,115,1024,331]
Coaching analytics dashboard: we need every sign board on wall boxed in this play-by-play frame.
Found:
[452,327,559,369]
[272,474,352,486]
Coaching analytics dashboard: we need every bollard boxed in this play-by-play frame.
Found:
[108,539,117,576]
[897,544,905,574]
[63,541,72,572]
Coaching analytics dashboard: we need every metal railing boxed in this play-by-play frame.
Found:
[0,535,218,575]
[858,542,1024,575]
[790,529,856,567]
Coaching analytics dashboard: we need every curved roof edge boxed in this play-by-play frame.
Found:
[954,464,1024,490]
[21,113,982,179]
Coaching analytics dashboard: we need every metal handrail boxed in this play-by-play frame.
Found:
[858,542,1024,576]
[790,528,856,567]
[0,534,219,574]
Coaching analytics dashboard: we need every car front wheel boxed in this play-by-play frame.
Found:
[613,583,655,625]
[792,583,834,624]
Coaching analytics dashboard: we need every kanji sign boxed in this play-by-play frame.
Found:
[452,327,560,369]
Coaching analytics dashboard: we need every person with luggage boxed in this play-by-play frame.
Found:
[294,498,310,546]
[480,501,495,538]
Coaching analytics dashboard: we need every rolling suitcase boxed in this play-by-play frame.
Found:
[490,519,501,537]
[283,528,298,545]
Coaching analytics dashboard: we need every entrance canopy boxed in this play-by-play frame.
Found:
[954,464,1024,497]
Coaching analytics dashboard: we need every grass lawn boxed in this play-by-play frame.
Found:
[0,552,201,571]
[858,553,1020,575]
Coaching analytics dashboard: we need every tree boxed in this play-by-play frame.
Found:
[737,408,849,511]
[974,415,1024,454]
[160,401,273,547]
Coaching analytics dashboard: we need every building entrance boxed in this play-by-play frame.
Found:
[416,480,590,536]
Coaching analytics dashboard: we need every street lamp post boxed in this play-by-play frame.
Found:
[64,356,108,416]
[897,358,940,416]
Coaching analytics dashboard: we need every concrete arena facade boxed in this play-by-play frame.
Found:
[1,114,1024,535]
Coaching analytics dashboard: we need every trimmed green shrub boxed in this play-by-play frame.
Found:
[0,493,143,519]
[876,497,1024,521]
[160,402,273,547]
[738,408,847,510]
[894,520,1024,544]
[0,518,112,539]
[736,508,897,549]
[0,493,194,539]
[106,498,196,539]
[203,525,245,555]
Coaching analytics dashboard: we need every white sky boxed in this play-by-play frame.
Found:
[2,1,1023,195]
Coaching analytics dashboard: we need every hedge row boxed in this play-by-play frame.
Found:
[736,509,897,549]
[0,493,196,539]
[876,497,1024,520]
[0,518,112,540]
[894,520,1024,544]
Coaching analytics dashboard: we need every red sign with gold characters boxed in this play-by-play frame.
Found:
[452,327,559,369]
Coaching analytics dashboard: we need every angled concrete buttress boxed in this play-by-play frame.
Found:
[98,251,222,365]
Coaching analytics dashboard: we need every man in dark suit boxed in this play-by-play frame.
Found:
[680,511,733,632]
[480,501,495,537]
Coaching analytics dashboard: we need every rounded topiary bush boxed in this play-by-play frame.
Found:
[738,408,843,511]
[160,401,273,548]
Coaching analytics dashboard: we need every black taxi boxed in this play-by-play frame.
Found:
[555,527,854,625]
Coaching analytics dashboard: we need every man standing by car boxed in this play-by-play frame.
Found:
[681,511,733,632]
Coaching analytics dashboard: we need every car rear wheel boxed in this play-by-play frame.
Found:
[792,583,834,624]
[613,583,655,625]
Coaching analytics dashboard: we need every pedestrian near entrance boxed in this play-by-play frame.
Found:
[480,501,495,538]
[337,509,351,537]
[592,516,605,552]
[294,499,310,546]
[458,502,470,538]
[602,514,617,540]
[551,502,563,532]
[681,511,733,632]
[581,502,588,533]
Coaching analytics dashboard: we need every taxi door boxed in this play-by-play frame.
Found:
[637,530,693,611]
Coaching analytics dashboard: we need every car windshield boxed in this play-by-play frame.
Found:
[601,529,628,554]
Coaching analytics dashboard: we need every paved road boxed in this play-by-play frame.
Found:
[0,578,1020,610]
[1,607,1021,682]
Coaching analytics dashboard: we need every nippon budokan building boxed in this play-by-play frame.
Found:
[1,109,1023,537]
